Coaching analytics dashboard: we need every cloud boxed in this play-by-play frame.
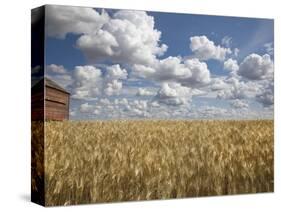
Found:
[221,36,232,47]
[136,88,154,96]
[217,77,259,99]
[188,105,272,120]
[115,99,151,118]
[79,103,100,115]
[189,104,268,119]
[45,7,213,103]
[238,53,273,80]
[70,109,77,117]
[46,64,73,88]
[256,82,274,107]
[99,98,111,105]
[151,101,160,107]
[153,56,192,82]
[95,97,185,119]
[131,64,156,79]
[104,64,128,96]
[114,98,129,106]
[46,6,167,66]
[126,100,146,117]
[76,10,167,65]
[76,30,119,60]
[180,58,211,87]
[230,99,249,109]
[47,64,67,74]
[104,80,123,96]
[190,35,231,61]
[48,74,73,89]
[224,58,239,73]
[105,64,128,81]
[131,100,148,111]
[60,64,128,99]
[155,83,191,106]
[79,103,95,113]
[157,83,178,97]
[112,10,168,57]
[193,106,229,119]
[45,5,109,38]
[45,6,274,120]
[211,78,228,91]
[233,48,239,57]
[72,66,103,100]
[219,53,274,104]
[264,42,274,55]
[47,64,129,100]
[132,57,211,88]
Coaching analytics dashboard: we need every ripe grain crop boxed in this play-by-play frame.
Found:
[41,120,273,206]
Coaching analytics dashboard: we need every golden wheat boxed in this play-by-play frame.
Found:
[41,120,273,206]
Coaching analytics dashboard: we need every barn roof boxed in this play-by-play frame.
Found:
[32,77,70,94]
[45,78,70,94]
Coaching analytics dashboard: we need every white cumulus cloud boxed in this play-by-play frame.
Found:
[46,6,168,66]
[211,78,228,91]
[132,57,211,88]
[76,10,167,66]
[71,64,128,99]
[238,53,273,80]
[155,83,191,106]
[47,64,67,74]
[104,80,123,96]
[72,66,103,100]
[230,99,249,109]
[46,5,109,38]
[217,77,259,100]
[105,64,128,81]
[190,35,231,61]
[256,82,274,107]
[136,88,154,96]
[224,58,239,73]
[80,103,95,113]
[46,64,73,88]
[104,64,128,96]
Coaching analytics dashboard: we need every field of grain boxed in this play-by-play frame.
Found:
[42,120,273,206]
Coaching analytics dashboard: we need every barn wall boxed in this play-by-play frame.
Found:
[32,91,44,121]
[45,87,69,121]
[46,86,69,104]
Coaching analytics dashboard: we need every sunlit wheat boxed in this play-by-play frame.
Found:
[40,120,273,206]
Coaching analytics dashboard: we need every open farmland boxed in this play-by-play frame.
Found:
[42,120,273,206]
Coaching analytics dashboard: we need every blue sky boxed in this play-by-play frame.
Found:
[43,5,274,120]
[151,12,273,59]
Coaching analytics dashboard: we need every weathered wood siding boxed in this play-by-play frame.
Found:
[31,95,44,120]
[31,82,44,121]
[45,86,69,121]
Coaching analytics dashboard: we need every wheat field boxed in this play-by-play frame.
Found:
[40,120,273,206]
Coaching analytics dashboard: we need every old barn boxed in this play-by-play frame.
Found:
[32,78,70,121]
